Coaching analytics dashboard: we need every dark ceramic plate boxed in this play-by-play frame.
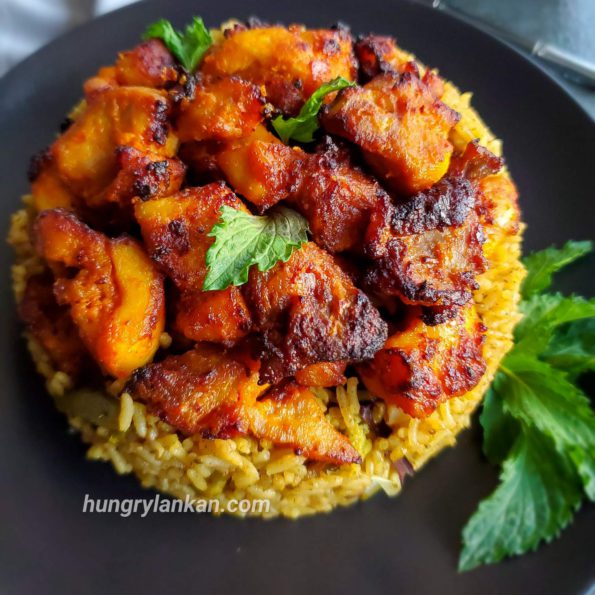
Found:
[0,1,593,593]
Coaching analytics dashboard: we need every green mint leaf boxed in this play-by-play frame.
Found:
[499,354,595,498]
[202,206,309,291]
[522,240,592,298]
[271,77,356,143]
[543,318,595,379]
[515,293,595,355]
[480,386,520,465]
[459,429,582,572]
[143,17,212,72]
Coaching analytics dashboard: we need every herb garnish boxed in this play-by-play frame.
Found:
[271,76,355,143]
[202,206,309,291]
[459,241,595,571]
[143,17,212,73]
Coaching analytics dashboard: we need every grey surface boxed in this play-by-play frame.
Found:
[445,0,595,118]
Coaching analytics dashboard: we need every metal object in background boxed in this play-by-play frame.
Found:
[420,0,595,88]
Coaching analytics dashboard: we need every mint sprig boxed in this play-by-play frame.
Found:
[460,241,595,571]
[202,206,309,291]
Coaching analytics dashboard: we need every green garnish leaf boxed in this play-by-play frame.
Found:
[498,355,595,472]
[515,293,595,355]
[460,241,595,571]
[479,388,520,465]
[271,77,356,143]
[202,206,309,291]
[459,429,582,572]
[143,17,212,72]
[543,318,595,379]
[522,240,592,298]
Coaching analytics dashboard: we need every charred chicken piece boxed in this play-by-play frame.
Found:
[19,274,90,378]
[287,137,390,253]
[127,345,360,464]
[321,72,460,195]
[201,25,356,115]
[104,146,186,207]
[294,361,347,388]
[358,304,486,417]
[115,39,179,88]
[134,183,252,344]
[35,209,165,378]
[52,86,178,203]
[175,77,266,142]
[354,35,413,80]
[244,241,388,384]
[365,176,486,307]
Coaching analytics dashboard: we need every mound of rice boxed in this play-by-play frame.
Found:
[8,53,525,518]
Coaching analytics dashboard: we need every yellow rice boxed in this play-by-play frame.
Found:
[7,59,525,518]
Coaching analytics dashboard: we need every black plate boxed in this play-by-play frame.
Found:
[0,1,593,593]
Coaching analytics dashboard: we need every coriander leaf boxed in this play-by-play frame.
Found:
[202,206,309,291]
[480,386,520,465]
[497,353,595,500]
[515,293,595,355]
[143,17,212,72]
[522,240,592,298]
[543,318,595,379]
[459,429,582,572]
[271,77,356,143]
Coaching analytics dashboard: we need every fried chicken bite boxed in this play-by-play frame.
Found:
[134,183,252,344]
[127,345,360,464]
[321,72,460,195]
[358,304,486,417]
[201,25,356,114]
[244,241,387,384]
[52,86,178,203]
[34,209,165,378]
[365,176,486,307]
[19,274,89,378]
[175,77,266,142]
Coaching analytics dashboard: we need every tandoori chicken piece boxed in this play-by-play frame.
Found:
[34,209,165,378]
[244,241,388,383]
[365,176,486,307]
[134,183,253,344]
[126,345,360,464]
[358,304,486,417]
[115,39,179,88]
[29,150,79,212]
[175,77,266,142]
[201,25,356,114]
[217,125,303,212]
[19,274,90,378]
[321,72,460,195]
[52,86,179,204]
